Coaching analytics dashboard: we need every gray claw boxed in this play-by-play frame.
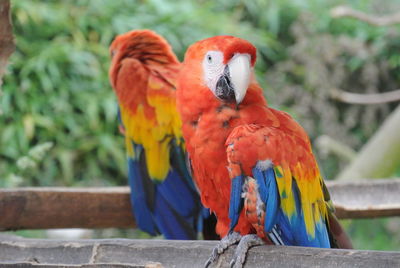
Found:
[204,231,242,268]
[230,234,264,268]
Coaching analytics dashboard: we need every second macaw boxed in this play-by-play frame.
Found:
[109,30,217,240]
[176,36,352,266]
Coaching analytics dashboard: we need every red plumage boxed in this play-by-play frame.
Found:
[176,35,351,251]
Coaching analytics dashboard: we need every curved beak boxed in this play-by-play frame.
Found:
[228,54,251,104]
[215,54,251,104]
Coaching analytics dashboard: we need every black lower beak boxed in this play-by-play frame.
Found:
[215,66,235,102]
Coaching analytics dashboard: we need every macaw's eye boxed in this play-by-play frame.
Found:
[207,54,212,64]
[111,50,116,58]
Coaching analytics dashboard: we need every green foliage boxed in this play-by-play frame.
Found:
[1,0,277,187]
[348,218,400,250]
[2,0,400,249]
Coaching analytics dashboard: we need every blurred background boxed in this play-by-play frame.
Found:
[1,0,400,250]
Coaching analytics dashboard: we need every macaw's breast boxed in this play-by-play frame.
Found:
[184,87,273,236]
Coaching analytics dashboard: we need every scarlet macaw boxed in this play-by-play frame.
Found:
[176,36,352,266]
[108,30,216,240]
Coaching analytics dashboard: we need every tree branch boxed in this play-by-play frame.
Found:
[315,135,356,161]
[330,88,400,105]
[331,5,400,26]
[336,104,400,180]
[0,0,15,87]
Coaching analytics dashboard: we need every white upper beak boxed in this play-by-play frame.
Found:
[228,53,251,104]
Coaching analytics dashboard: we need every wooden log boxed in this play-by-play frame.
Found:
[0,236,399,268]
[0,187,135,230]
[327,178,400,219]
[0,179,400,230]
[0,0,15,86]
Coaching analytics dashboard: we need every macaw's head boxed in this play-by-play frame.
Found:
[180,35,257,105]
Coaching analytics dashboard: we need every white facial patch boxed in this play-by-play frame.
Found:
[202,51,252,104]
[202,51,224,95]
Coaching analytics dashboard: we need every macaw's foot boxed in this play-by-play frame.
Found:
[204,231,242,268]
[229,234,264,268]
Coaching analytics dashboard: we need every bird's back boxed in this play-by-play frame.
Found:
[109,30,214,239]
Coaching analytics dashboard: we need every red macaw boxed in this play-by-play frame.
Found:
[108,30,217,240]
[176,36,352,266]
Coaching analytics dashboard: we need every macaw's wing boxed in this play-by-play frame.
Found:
[109,30,207,239]
[226,123,350,248]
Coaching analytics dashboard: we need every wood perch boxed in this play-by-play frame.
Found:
[331,5,400,26]
[330,88,400,105]
[0,187,135,230]
[328,179,400,219]
[1,179,400,231]
[0,237,399,267]
[0,0,15,86]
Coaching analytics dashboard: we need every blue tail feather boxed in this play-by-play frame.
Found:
[127,141,207,240]
[128,157,158,236]
[153,188,197,239]
[157,169,198,218]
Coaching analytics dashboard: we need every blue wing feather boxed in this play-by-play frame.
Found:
[153,188,197,239]
[128,156,158,236]
[228,175,244,232]
[170,140,198,192]
[252,167,267,200]
[252,166,279,232]
[251,164,330,248]
[264,167,279,232]
[157,169,198,218]
[127,142,204,240]
[273,179,330,247]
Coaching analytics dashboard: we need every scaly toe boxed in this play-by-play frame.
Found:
[204,231,242,268]
[230,234,264,268]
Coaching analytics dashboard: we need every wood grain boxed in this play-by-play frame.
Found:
[0,237,399,267]
[1,179,399,230]
[0,187,135,230]
[0,0,15,84]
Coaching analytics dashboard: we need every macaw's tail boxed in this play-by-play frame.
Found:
[327,213,353,249]
[128,142,218,240]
